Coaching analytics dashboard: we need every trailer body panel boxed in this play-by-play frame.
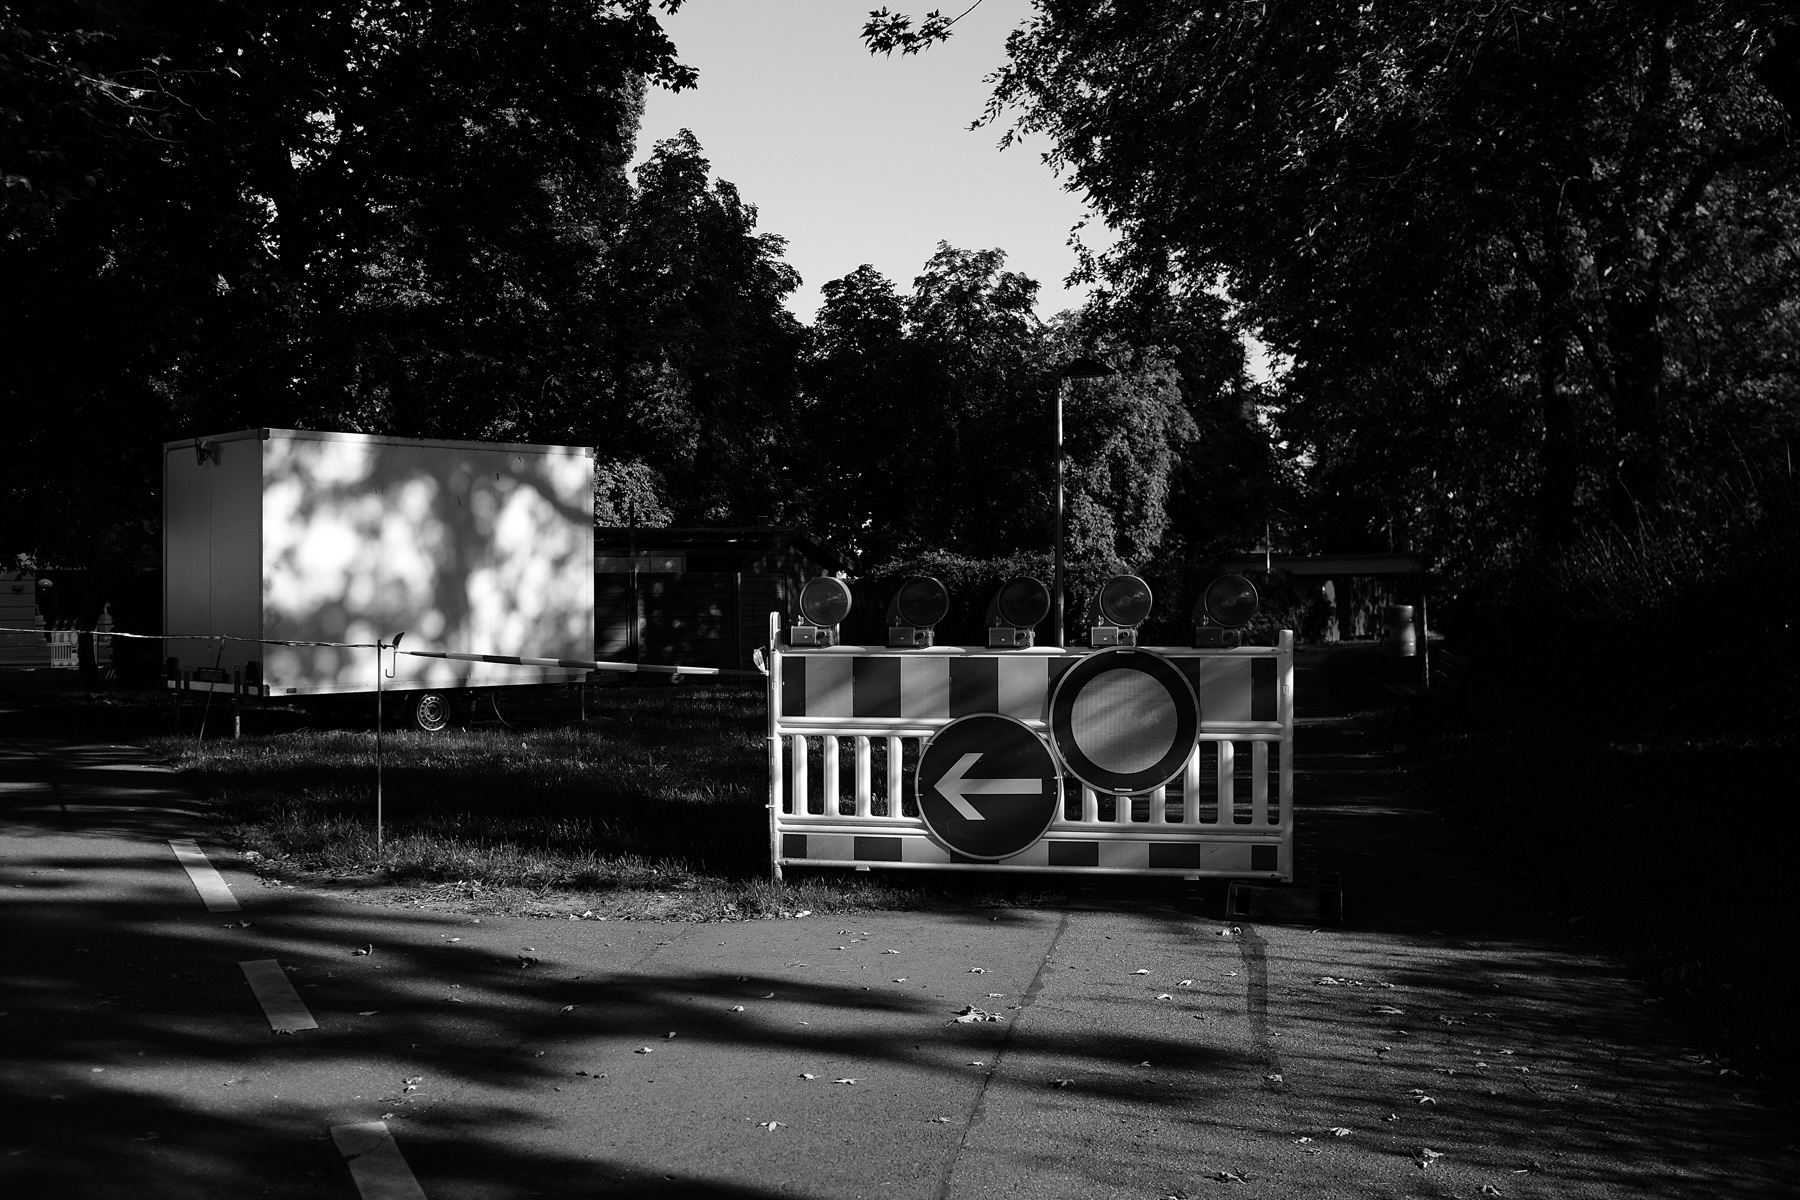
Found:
[164,429,595,695]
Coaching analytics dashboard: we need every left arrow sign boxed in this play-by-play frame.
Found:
[933,752,1042,821]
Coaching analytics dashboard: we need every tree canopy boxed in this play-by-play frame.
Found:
[1,0,691,568]
[872,2,1800,579]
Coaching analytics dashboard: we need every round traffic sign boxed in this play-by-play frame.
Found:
[1048,647,1199,795]
[916,714,1062,861]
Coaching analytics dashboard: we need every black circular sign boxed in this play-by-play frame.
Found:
[1048,647,1200,795]
[916,714,1063,861]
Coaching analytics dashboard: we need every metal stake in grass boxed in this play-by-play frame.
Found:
[376,632,406,854]
[196,636,225,742]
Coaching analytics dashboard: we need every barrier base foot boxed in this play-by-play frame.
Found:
[1226,875,1343,925]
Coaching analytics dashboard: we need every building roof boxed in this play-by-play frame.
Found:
[593,526,850,573]
[1218,552,1424,576]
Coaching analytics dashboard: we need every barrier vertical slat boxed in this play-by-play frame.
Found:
[1251,740,1269,826]
[1278,630,1295,830]
[791,734,810,816]
[1217,740,1236,824]
[1184,747,1203,825]
[1150,783,1167,824]
[855,735,872,819]
[823,735,841,815]
[767,614,783,880]
[886,735,903,818]
[1080,784,1099,824]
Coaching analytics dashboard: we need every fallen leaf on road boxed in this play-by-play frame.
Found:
[1372,1005,1404,1015]
[664,1032,677,1039]
[928,1116,954,1123]
[953,1006,1003,1024]
[762,992,776,999]
[1132,968,1150,975]
[558,1005,577,1014]
[730,1005,745,1012]
[1052,1078,1073,1088]
[1415,1148,1443,1168]
[1216,1169,1249,1182]
[1480,1187,1502,1197]
[1140,1061,1154,1068]
[358,1010,379,1016]
[1264,1073,1283,1083]
[1294,1136,1313,1144]
[758,1121,785,1131]
[987,992,1004,997]
[1384,1113,1400,1122]
[1328,1127,1351,1137]
[517,956,537,968]
[799,1072,815,1079]
[969,1061,985,1067]
[893,978,906,983]
[1178,979,1194,987]
[634,1048,654,1055]
[884,949,899,954]
[1156,993,1173,1001]
[832,1078,857,1084]
[969,968,985,974]
[351,946,372,956]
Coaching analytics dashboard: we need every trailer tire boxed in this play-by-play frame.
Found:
[409,691,453,733]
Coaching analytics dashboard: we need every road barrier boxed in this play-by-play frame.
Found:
[766,614,1293,882]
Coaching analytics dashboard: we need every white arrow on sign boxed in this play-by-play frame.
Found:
[933,753,1042,821]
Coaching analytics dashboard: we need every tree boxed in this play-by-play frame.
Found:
[877,2,1800,568]
[799,263,918,559]
[0,1,692,569]
[603,130,806,524]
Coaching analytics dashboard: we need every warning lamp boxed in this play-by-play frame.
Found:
[1193,574,1260,647]
[790,576,852,646]
[987,576,1051,647]
[887,575,950,647]
[1087,574,1154,647]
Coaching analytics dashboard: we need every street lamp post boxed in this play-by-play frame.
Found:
[1052,356,1116,646]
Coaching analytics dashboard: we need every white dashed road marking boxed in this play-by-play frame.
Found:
[331,1121,428,1200]
[167,838,241,912]
[238,959,319,1033]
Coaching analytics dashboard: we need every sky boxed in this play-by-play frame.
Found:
[633,0,1110,325]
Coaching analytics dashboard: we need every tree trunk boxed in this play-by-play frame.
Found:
[1534,330,1578,556]
[1604,292,1667,528]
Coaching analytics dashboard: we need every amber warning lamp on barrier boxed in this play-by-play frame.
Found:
[1193,574,1260,647]
[1087,574,1154,647]
[986,576,1051,648]
[789,577,852,647]
[887,576,950,648]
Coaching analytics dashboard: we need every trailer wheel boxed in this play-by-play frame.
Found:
[409,691,453,733]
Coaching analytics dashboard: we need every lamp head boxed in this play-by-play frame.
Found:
[986,576,1051,647]
[1088,574,1153,646]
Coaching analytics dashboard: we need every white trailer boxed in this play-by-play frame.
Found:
[163,428,595,728]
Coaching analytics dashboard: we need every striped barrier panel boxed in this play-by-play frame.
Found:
[766,616,1293,881]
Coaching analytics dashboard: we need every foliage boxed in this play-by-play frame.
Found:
[594,458,674,528]
[605,130,806,524]
[800,248,1267,570]
[0,1,692,569]
[973,1,1800,581]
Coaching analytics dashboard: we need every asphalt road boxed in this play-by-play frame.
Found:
[1,689,1790,1198]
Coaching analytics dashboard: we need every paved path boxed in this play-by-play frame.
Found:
[1,684,1789,1198]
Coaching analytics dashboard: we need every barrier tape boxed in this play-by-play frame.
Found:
[398,649,757,679]
[0,626,757,678]
[0,625,375,648]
